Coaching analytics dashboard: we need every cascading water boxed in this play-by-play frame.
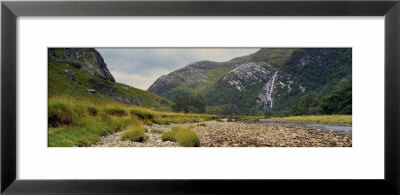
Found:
[265,71,278,108]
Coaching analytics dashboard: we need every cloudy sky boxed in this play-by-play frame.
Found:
[97,48,259,90]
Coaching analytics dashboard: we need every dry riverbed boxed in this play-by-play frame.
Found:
[92,120,352,147]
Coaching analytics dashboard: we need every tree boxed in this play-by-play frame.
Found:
[172,93,206,113]
[291,91,321,115]
[320,77,352,114]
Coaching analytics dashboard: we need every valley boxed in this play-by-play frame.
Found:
[48,48,352,147]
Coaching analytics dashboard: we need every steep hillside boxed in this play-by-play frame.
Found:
[147,56,247,99]
[48,48,171,111]
[272,48,352,115]
[148,48,352,116]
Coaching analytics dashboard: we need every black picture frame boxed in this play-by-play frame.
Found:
[1,0,399,194]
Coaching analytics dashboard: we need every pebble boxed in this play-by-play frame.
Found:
[91,121,352,147]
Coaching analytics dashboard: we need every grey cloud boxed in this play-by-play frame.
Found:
[97,48,259,77]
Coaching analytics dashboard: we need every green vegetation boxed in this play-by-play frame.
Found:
[143,119,153,126]
[48,100,134,147]
[48,48,172,111]
[48,97,216,147]
[121,124,147,142]
[172,93,206,113]
[151,129,164,134]
[103,108,126,116]
[197,123,206,126]
[161,132,176,142]
[320,77,352,114]
[246,48,295,69]
[272,49,352,116]
[269,115,352,125]
[161,127,200,147]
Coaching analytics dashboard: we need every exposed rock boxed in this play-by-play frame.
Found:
[88,89,96,93]
[147,57,248,99]
[222,62,270,91]
[257,71,279,109]
[49,48,115,82]
[64,69,76,81]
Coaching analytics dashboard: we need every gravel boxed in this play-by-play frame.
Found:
[91,121,352,147]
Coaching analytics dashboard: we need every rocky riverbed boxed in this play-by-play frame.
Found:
[92,120,352,147]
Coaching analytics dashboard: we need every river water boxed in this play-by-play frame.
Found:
[257,120,352,135]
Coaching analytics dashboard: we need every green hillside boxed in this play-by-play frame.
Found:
[148,48,352,116]
[48,48,171,111]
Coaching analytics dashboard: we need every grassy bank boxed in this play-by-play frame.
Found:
[268,115,352,125]
[48,96,216,147]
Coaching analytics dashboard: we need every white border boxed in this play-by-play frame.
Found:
[17,17,384,179]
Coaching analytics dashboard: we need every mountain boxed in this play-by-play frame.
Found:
[48,48,171,110]
[148,48,352,116]
[148,56,248,100]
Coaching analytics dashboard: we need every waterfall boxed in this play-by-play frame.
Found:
[266,71,278,108]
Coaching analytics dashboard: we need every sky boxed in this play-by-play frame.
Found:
[97,48,259,90]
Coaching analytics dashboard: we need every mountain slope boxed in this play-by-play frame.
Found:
[48,48,171,111]
[147,56,248,99]
[148,48,352,115]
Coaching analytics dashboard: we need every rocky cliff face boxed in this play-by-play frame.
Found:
[49,48,115,82]
[48,48,171,110]
[148,48,352,115]
[148,56,248,99]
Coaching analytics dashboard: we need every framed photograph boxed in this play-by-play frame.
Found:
[2,0,399,194]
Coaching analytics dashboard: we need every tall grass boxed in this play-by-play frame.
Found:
[161,127,200,147]
[48,96,216,147]
[121,121,147,142]
[269,115,352,125]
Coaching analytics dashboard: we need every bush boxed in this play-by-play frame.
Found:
[104,108,126,116]
[48,102,76,127]
[131,109,154,120]
[110,116,137,133]
[197,123,206,126]
[152,118,171,125]
[171,127,200,147]
[161,132,176,142]
[100,112,111,122]
[121,126,147,142]
[151,129,164,134]
[143,119,153,126]
[87,107,98,116]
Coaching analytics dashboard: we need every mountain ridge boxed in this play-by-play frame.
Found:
[48,48,171,111]
[148,48,352,116]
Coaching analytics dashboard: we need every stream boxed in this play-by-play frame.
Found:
[257,120,352,135]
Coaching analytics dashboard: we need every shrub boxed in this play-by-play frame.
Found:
[143,119,153,126]
[152,118,171,125]
[171,127,200,147]
[48,102,76,127]
[151,129,164,134]
[131,109,154,120]
[110,116,137,133]
[100,112,111,122]
[121,126,147,142]
[161,132,176,142]
[104,108,126,116]
[197,123,206,126]
[87,107,98,116]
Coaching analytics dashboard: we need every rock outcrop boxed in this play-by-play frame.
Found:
[148,48,352,114]
[49,48,115,82]
[48,48,171,110]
